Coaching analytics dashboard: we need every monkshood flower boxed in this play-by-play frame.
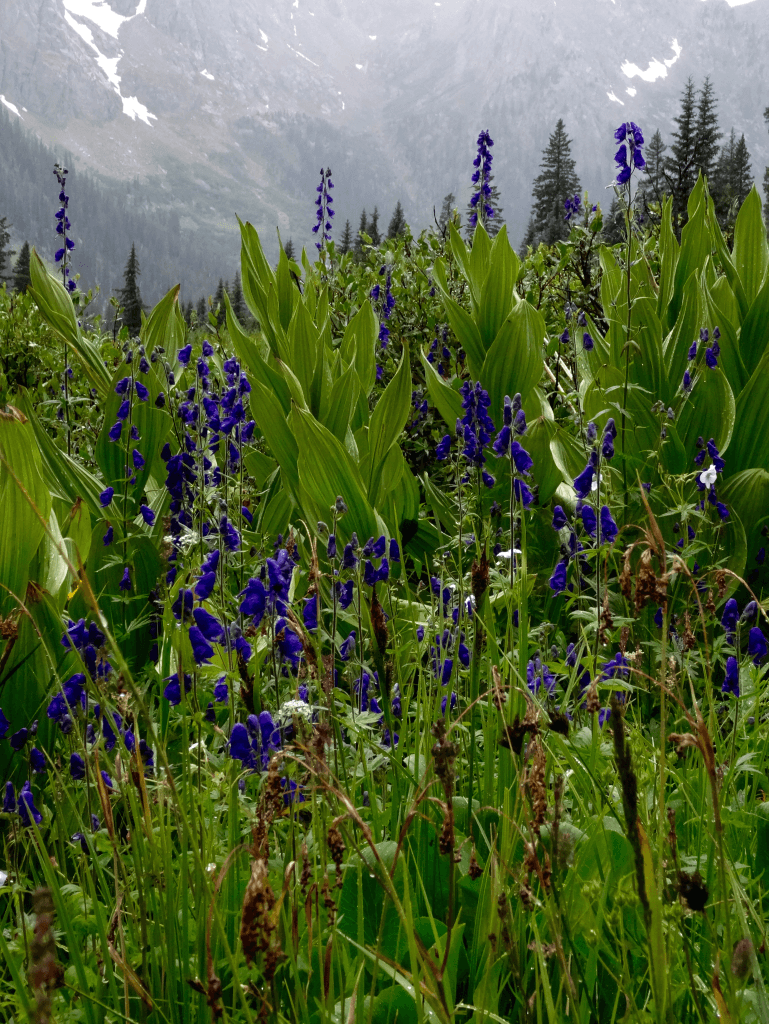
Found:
[614,122,645,185]
[3,781,16,813]
[163,672,192,706]
[30,748,46,773]
[722,656,740,697]
[53,163,77,293]
[601,651,630,680]
[600,505,619,544]
[468,129,494,231]
[527,656,557,696]
[549,560,568,593]
[70,753,86,780]
[552,505,568,531]
[312,167,334,251]
[18,782,43,826]
[436,434,451,461]
[602,419,616,460]
[749,627,767,666]
[564,193,581,222]
[0,707,10,739]
[340,630,356,661]
[574,450,599,499]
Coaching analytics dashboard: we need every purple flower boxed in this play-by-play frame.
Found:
[436,434,452,461]
[302,595,318,633]
[214,678,229,703]
[135,381,149,401]
[340,631,356,661]
[582,332,594,351]
[722,656,739,697]
[10,728,28,751]
[573,461,595,499]
[749,627,767,665]
[70,753,86,780]
[549,560,568,593]
[189,626,214,664]
[108,421,123,442]
[164,672,192,705]
[239,577,267,624]
[468,130,494,231]
[140,504,155,526]
[3,781,16,813]
[600,505,618,544]
[192,607,225,643]
[30,748,46,773]
[132,449,145,470]
[705,347,718,369]
[514,479,534,508]
[0,707,9,739]
[99,487,114,507]
[119,567,131,591]
[581,504,597,537]
[18,781,42,826]
[722,598,739,638]
[552,505,568,531]
[178,344,192,366]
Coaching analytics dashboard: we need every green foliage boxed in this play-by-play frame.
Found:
[3,172,769,1024]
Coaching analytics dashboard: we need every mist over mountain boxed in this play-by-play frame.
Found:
[1,0,768,305]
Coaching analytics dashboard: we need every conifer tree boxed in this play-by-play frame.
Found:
[665,78,699,229]
[387,201,407,239]
[369,207,382,246]
[763,107,769,225]
[119,243,143,337]
[339,219,353,254]
[694,77,721,183]
[196,296,207,324]
[529,119,581,245]
[213,278,226,326]
[638,130,667,218]
[602,197,625,245]
[230,271,247,324]
[283,238,295,261]
[520,216,537,254]
[183,300,193,325]
[436,193,459,235]
[354,209,368,257]
[713,131,753,226]
[11,241,31,294]
[0,216,14,285]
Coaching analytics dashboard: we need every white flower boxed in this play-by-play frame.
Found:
[279,699,313,722]
[700,464,718,488]
[496,548,522,560]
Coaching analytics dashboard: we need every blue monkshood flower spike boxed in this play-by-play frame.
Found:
[195,572,216,601]
[69,753,86,780]
[10,728,28,751]
[581,504,597,537]
[574,460,596,499]
[583,332,594,350]
[163,672,192,706]
[140,505,155,526]
[722,598,739,638]
[99,487,114,507]
[390,538,400,562]
[30,748,46,773]
[3,781,16,813]
[189,626,214,664]
[514,479,533,507]
[135,381,149,401]
[327,534,337,560]
[192,607,225,643]
[108,421,122,442]
[178,344,192,365]
[119,567,132,591]
[722,656,739,696]
[214,678,229,703]
[132,449,145,470]
[436,435,451,460]
[340,631,356,661]
[0,708,9,739]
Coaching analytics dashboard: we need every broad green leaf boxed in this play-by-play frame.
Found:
[707,193,749,323]
[432,258,486,376]
[291,406,378,541]
[480,300,545,417]
[243,450,277,489]
[141,283,182,360]
[0,406,51,616]
[738,273,769,379]
[323,362,360,443]
[662,272,701,394]
[341,300,377,397]
[669,189,710,327]
[656,196,680,332]
[275,238,297,331]
[677,365,735,456]
[701,271,746,395]
[523,416,564,504]
[420,349,463,429]
[478,225,518,348]
[249,379,300,492]
[366,344,411,499]
[732,185,769,307]
[15,389,106,520]
[287,300,320,401]
[224,291,291,414]
[720,469,769,552]
[629,297,664,401]
[448,221,478,313]
[28,249,112,399]
[728,347,769,475]
[468,221,492,296]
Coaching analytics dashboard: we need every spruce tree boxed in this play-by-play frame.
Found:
[196,296,207,324]
[12,241,31,293]
[354,209,368,257]
[387,201,407,239]
[713,131,753,226]
[230,271,247,323]
[436,193,459,235]
[369,207,382,246]
[529,119,581,245]
[694,77,721,183]
[183,300,194,326]
[520,216,537,254]
[339,219,353,254]
[283,238,295,260]
[602,197,625,245]
[119,243,143,337]
[213,278,226,326]
[665,78,699,229]
[639,130,668,218]
[0,216,14,285]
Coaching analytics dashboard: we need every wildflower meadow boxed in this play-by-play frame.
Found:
[2,124,769,1024]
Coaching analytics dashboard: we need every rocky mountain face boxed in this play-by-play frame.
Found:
[1,0,768,295]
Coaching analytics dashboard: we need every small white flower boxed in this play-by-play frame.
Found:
[279,699,313,722]
[496,548,522,560]
[700,464,718,488]
[0,870,7,886]
[206,862,217,874]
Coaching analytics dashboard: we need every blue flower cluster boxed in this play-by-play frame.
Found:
[312,167,334,252]
[614,122,645,185]
[370,265,395,348]
[53,162,76,293]
[468,130,494,232]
